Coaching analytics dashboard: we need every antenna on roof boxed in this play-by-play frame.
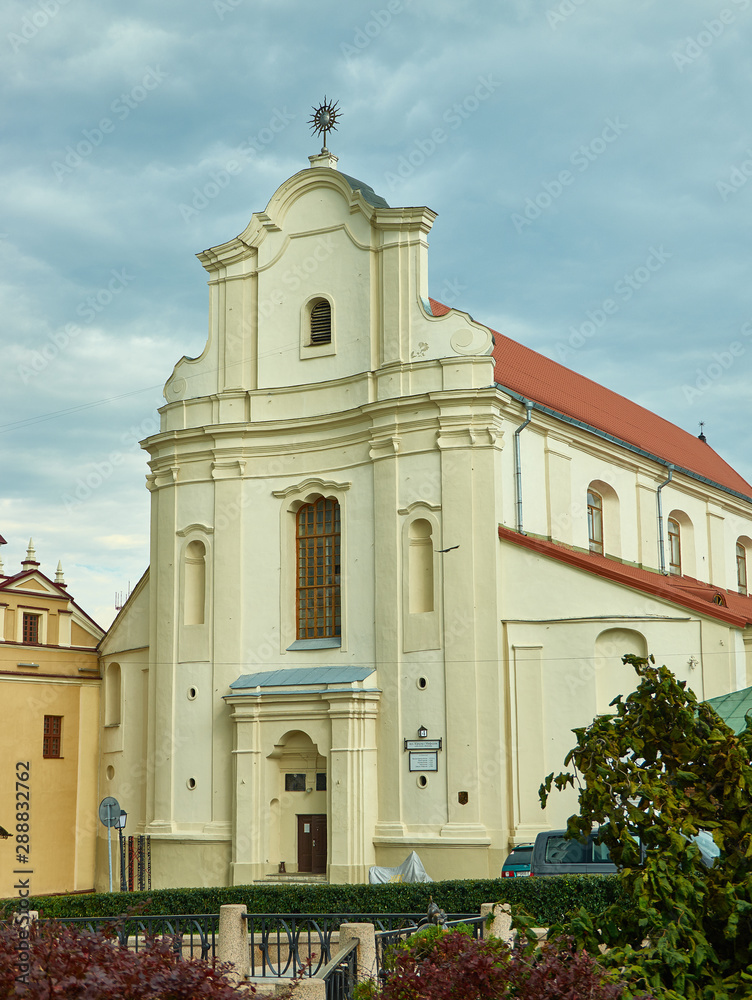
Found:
[114,582,132,612]
[698,421,707,443]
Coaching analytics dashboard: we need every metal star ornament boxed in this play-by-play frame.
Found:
[309,97,341,152]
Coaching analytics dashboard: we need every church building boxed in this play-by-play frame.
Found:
[98,142,752,888]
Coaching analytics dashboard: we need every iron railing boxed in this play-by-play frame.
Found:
[316,937,359,1000]
[40,914,218,961]
[374,912,485,978]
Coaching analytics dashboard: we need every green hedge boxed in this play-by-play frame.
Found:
[1,876,624,927]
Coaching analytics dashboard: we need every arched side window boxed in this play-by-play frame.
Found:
[408,519,434,613]
[296,498,341,639]
[667,517,681,576]
[587,490,603,555]
[737,539,749,595]
[309,299,331,345]
[184,540,206,625]
[105,662,122,727]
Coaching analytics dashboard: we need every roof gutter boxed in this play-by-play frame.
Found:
[513,399,534,533]
[496,384,752,506]
[656,465,674,575]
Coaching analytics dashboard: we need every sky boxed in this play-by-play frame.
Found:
[1,0,752,629]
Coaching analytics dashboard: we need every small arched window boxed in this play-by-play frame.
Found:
[309,300,332,345]
[587,490,603,555]
[668,518,681,576]
[737,542,748,595]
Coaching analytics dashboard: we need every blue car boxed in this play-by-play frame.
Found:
[501,843,533,877]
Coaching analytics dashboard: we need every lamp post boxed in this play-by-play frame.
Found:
[116,810,127,892]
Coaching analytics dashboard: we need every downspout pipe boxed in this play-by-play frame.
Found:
[657,464,674,575]
[514,400,534,534]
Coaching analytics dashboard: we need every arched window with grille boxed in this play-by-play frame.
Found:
[587,490,603,555]
[309,299,331,345]
[296,498,341,639]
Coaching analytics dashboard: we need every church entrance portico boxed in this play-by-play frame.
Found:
[225,667,379,884]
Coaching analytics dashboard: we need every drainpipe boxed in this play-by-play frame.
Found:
[514,400,534,534]
[657,464,674,575]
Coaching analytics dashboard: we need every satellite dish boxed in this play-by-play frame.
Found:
[98,796,121,827]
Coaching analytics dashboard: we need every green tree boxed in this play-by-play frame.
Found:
[539,654,752,1000]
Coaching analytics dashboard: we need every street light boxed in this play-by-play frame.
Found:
[116,810,127,893]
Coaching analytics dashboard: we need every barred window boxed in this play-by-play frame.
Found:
[737,542,747,596]
[43,715,62,758]
[296,498,341,639]
[22,613,40,644]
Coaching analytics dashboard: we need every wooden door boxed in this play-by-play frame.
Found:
[297,814,327,873]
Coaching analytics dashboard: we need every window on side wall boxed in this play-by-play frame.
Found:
[296,497,341,640]
[587,490,603,555]
[737,542,747,596]
[668,518,681,575]
[43,715,62,758]
[22,612,40,644]
[309,299,331,345]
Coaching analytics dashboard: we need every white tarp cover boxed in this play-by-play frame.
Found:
[368,851,433,884]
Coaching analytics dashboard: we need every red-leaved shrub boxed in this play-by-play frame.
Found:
[0,919,253,999]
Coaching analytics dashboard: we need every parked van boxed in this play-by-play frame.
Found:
[530,829,617,876]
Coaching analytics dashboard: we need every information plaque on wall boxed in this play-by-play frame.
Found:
[409,751,438,772]
[404,739,442,751]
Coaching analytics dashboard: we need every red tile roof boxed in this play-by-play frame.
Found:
[498,524,752,627]
[429,298,752,499]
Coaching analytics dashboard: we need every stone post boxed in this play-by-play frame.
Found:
[340,922,377,983]
[282,979,326,999]
[217,904,249,984]
[480,902,514,943]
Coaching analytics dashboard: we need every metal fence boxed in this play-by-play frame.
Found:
[41,914,218,961]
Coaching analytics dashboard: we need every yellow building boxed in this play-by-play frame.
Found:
[0,539,104,897]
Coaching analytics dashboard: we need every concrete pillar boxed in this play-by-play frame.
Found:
[284,979,325,999]
[217,904,249,984]
[480,902,514,943]
[340,922,377,982]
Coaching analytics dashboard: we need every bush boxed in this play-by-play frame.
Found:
[0,875,623,927]
[0,919,251,999]
[355,928,654,1000]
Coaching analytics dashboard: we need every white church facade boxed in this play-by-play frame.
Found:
[97,148,752,888]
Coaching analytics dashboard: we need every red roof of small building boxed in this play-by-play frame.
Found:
[429,299,752,499]
[498,524,752,627]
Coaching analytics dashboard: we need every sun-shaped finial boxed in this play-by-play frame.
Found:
[309,97,341,152]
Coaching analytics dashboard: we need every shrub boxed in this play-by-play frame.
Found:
[0,875,623,927]
[356,928,654,1000]
[0,918,252,1000]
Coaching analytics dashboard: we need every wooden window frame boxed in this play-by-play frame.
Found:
[587,490,604,555]
[737,542,747,596]
[668,518,681,576]
[43,715,62,758]
[22,612,40,645]
[296,497,341,640]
